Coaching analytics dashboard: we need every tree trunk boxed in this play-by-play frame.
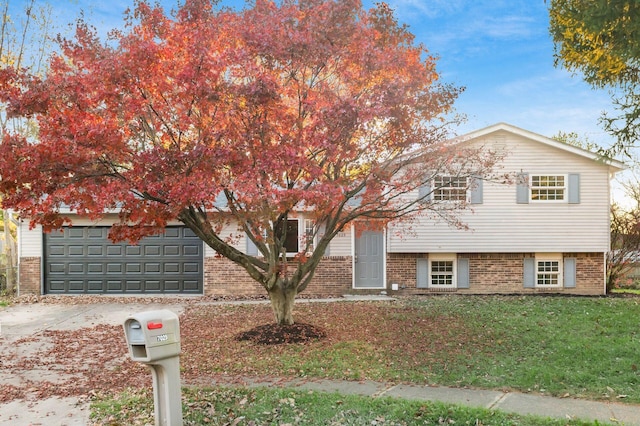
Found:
[267,284,298,325]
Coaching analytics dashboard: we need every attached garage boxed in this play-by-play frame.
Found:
[43,226,203,294]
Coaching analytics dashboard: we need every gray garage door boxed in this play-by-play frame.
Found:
[44,226,203,294]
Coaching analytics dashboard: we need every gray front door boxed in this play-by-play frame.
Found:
[44,226,203,294]
[354,230,384,288]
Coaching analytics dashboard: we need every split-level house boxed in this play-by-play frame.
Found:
[16,123,624,296]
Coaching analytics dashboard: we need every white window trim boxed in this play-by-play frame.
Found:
[535,253,563,288]
[432,175,469,203]
[428,254,457,289]
[303,218,316,255]
[279,217,319,257]
[274,217,300,257]
[529,174,567,203]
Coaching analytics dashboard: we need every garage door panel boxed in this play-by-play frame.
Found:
[145,263,161,273]
[184,280,200,291]
[68,228,85,238]
[164,280,180,291]
[87,246,104,256]
[164,263,180,273]
[107,246,123,256]
[126,263,142,273]
[48,246,65,256]
[144,280,161,292]
[126,280,142,291]
[49,263,65,273]
[126,246,141,256]
[145,246,161,256]
[88,263,104,273]
[49,280,66,291]
[44,226,203,294]
[184,263,200,273]
[69,280,85,291]
[68,246,85,256]
[165,228,180,238]
[69,263,85,274]
[164,245,180,256]
[87,228,105,238]
[88,280,104,292]
[184,245,200,256]
[107,280,125,291]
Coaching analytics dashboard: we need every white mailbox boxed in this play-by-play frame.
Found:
[124,310,181,362]
[123,309,183,426]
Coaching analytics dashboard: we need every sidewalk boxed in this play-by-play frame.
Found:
[0,297,639,425]
[209,375,640,425]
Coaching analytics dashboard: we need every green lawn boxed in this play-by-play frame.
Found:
[176,295,640,403]
[91,386,598,426]
[91,295,640,424]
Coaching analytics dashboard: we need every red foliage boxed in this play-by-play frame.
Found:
[0,0,470,235]
[0,0,494,301]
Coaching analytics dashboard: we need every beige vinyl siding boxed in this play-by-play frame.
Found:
[204,221,244,257]
[388,131,613,253]
[18,221,42,257]
[327,228,352,256]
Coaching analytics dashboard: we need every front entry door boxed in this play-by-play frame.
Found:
[354,230,384,288]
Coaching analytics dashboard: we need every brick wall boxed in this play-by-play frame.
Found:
[386,252,605,296]
[22,250,604,297]
[18,257,41,295]
[464,253,527,294]
[204,256,353,297]
[567,252,605,295]
[386,253,421,289]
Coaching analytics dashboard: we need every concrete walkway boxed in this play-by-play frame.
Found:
[0,297,639,425]
[209,375,640,425]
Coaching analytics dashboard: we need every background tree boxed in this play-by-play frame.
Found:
[0,0,56,294]
[608,180,640,291]
[551,130,600,152]
[0,0,493,323]
[549,0,640,156]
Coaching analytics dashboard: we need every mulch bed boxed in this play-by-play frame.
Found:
[235,322,327,345]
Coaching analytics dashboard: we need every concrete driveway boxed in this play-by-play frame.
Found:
[3,295,640,426]
[0,298,188,425]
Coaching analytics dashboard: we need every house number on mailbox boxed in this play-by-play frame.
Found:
[156,334,169,342]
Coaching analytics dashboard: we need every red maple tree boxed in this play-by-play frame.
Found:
[0,0,492,324]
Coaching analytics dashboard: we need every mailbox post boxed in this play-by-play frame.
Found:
[123,310,183,426]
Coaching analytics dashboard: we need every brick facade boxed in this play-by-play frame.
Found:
[386,252,605,296]
[204,256,353,297]
[21,251,605,296]
[18,257,41,295]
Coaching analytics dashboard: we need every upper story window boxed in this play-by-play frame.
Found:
[433,176,467,202]
[530,175,566,201]
[517,173,580,205]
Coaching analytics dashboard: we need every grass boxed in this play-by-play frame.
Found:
[611,288,640,295]
[176,295,640,402]
[0,290,11,307]
[394,296,640,401]
[90,295,640,423]
[90,386,599,426]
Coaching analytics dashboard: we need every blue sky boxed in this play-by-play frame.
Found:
[13,0,616,148]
